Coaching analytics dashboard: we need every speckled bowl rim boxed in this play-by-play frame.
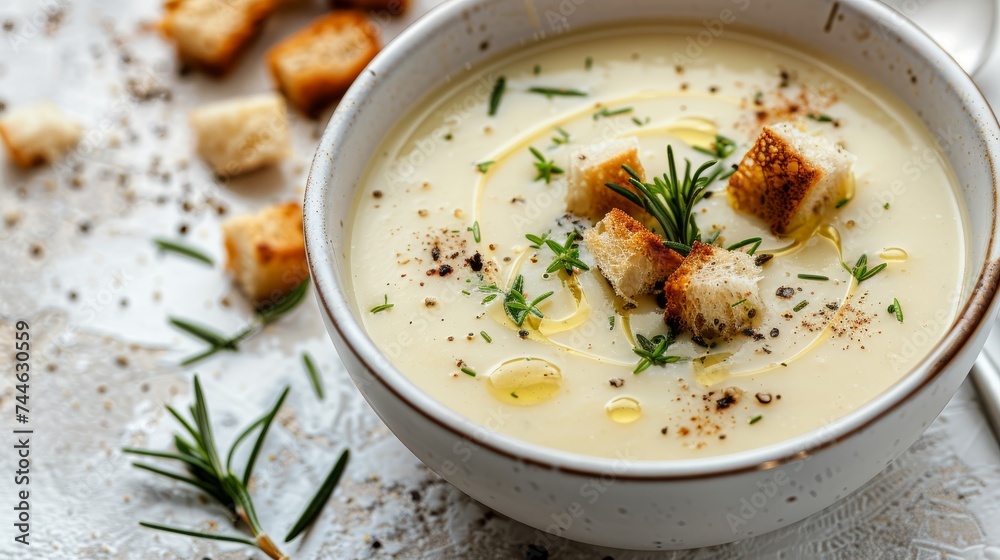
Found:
[304,0,1000,479]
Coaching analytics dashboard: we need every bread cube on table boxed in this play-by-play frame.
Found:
[160,0,278,75]
[0,103,81,168]
[566,137,650,223]
[223,202,308,306]
[727,122,856,236]
[583,209,684,303]
[662,241,764,340]
[267,11,381,116]
[189,93,291,176]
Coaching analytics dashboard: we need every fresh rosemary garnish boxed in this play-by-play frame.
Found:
[169,278,311,366]
[727,237,763,256]
[301,352,324,400]
[631,116,650,127]
[808,113,835,122]
[593,106,633,120]
[461,367,477,377]
[842,253,888,283]
[693,134,737,159]
[480,331,493,343]
[888,298,903,323]
[585,56,593,70]
[478,275,553,327]
[731,298,747,307]
[605,146,716,247]
[476,160,495,173]
[527,86,587,98]
[793,300,809,312]
[529,146,564,183]
[608,316,615,330]
[749,415,763,425]
[468,221,481,243]
[153,238,214,266]
[632,332,683,374]
[551,127,571,145]
[488,76,506,116]
[533,64,541,75]
[703,229,723,245]
[884,202,890,210]
[370,294,394,314]
[836,198,850,208]
[798,274,829,281]
[126,376,350,559]
[525,231,590,274]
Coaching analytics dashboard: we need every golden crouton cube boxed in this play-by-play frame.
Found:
[583,209,683,303]
[566,137,650,223]
[160,0,278,75]
[0,103,81,168]
[267,11,381,116]
[223,202,308,306]
[663,242,763,340]
[727,122,856,236]
[189,93,291,176]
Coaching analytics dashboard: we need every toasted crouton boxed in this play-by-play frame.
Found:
[566,137,650,222]
[663,242,763,340]
[189,93,291,176]
[0,103,81,168]
[160,0,278,75]
[267,12,380,116]
[584,209,683,303]
[333,0,410,14]
[727,122,855,236]
[223,202,308,305]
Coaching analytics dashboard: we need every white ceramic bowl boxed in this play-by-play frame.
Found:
[304,0,1000,549]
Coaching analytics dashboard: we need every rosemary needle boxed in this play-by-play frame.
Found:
[153,238,214,266]
[527,86,587,98]
[370,294,393,313]
[488,76,506,116]
[302,352,325,400]
[138,522,257,546]
[797,274,829,281]
[284,449,350,543]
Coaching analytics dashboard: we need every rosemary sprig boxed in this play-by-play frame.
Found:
[525,231,590,274]
[693,134,737,159]
[154,238,214,266]
[370,294,393,314]
[128,377,346,559]
[605,146,715,247]
[476,160,495,173]
[888,298,904,323]
[478,275,552,327]
[488,76,506,116]
[302,352,325,400]
[593,106,633,120]
[527,86,587,98]
[529,146,564,183]
[727,237,763,256]
[632,331,684,374]
[551,127,571,145]
[169,278,311,366]
[842,253,888,283]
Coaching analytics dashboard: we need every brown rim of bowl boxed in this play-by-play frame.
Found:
[303,0,1000,481]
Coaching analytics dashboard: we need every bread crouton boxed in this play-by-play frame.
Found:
[663,241,763,340]
[267,11,380,116]
[189,93,291,176]
[566,137,650,222]
[333,0,410,14]
[583,209,683,303]
[0,103,81,168]
[727,122,855,236]
[223,202,308,305]
[160,0,278,75]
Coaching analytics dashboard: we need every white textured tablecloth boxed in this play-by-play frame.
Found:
[2,1,1000,558]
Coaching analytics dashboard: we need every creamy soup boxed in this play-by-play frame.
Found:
[346,26,967,460]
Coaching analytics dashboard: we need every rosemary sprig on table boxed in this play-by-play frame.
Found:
[478,274,553,327]
[842,253,888,283]
[169,278,310,366]
[632,332,684,374]
[154,238,214,266]
[525,231,590,275]
[605,146,715,248]
[527,86,587,98]
[125,376,350,559]
[529,146,564,183]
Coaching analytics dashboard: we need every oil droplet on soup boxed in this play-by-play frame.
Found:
[488,358,562,405]
[879,247,909,262]
[606,396,642,424]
